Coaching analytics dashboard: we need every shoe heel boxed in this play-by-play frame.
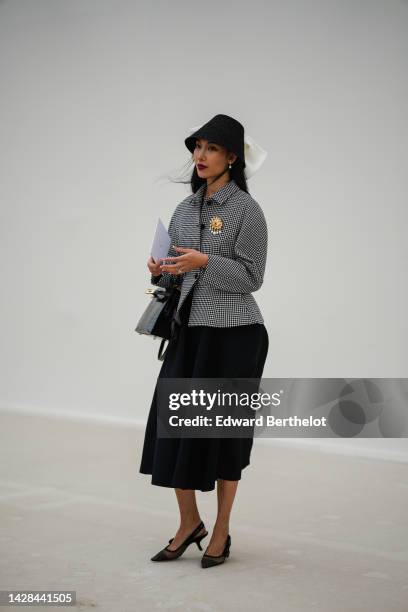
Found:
[195,534,207,551]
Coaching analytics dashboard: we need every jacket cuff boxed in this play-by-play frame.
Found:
[199,254,217,280]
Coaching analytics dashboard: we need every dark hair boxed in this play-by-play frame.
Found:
[168,143,248,194]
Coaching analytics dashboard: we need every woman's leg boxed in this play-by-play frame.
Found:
[204,478,238,555]
[167,488,207,551]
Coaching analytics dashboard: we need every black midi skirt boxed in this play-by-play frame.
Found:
[139,288,269,492]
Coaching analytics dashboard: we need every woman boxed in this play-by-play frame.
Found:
[139,114,269,568]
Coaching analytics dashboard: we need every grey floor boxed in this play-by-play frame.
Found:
[1,411,408,612]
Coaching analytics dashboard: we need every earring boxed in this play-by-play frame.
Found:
[228,163,232,169]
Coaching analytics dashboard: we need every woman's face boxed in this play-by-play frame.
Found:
[193,138,237,180]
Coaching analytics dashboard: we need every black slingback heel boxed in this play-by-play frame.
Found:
[150,520,208,562]
[201,534,231,568]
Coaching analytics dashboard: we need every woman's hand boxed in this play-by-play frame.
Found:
[147,255,163,276]
[160,246,209,275]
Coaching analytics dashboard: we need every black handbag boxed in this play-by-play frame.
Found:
[134,278,182,361]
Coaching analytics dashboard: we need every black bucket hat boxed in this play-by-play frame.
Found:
[184,113,246,168]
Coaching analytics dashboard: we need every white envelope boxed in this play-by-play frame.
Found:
[151,218,171,263]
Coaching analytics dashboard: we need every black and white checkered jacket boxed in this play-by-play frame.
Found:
[150,179,267,327]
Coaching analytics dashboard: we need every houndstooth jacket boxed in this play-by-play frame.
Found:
[150,179,268,327]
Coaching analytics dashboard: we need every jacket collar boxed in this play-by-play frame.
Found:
[190,179,240,206]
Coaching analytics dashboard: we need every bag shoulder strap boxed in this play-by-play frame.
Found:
[158,338,168,361]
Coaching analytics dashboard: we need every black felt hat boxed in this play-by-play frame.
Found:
[184,114,246,167]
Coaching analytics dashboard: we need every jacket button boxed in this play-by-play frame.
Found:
[194,273,198,279]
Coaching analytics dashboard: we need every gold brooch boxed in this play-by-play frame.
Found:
[209,216,223,235]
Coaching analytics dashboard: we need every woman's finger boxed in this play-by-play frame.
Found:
[161,255,185,263]
[161,265,184,274]
[160,263,178,270]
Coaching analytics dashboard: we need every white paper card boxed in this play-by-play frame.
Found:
[151,218,171,263]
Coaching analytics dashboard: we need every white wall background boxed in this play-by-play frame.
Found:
[0,0,407,457]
